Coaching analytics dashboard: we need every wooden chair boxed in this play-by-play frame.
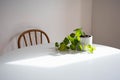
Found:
[18,29,50,48]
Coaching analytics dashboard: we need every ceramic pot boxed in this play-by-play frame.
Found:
[80,35,92,45]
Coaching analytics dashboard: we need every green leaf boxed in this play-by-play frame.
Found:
[70,44,76,50]
[74,28,81,32]
[77,45,83,51]
[58,43,67,51]
[74,28,82,37]
[81,32,86,36]
[76,36,80,41]
[63,37,69,45]
[70,33,75,38]
[75,31,81,37]
[74,38,79,45]
[68,35,74,42]
[55,42,59,47]
[74,28,86,37]
[85,45,96,53]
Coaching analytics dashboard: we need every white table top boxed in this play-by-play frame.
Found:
[0,43,120,80]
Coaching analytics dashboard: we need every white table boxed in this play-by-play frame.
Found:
[0,43,120,80]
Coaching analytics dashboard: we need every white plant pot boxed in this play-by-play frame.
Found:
[80,35,93,45]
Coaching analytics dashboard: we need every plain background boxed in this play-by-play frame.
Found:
[92,0,120,49]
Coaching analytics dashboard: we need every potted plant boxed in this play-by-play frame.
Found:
[55,28,95,53]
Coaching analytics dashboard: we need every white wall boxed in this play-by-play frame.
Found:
[92,0,120,49]
[0,0,93,54]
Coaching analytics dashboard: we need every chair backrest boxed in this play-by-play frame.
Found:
[18,29,50,48]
